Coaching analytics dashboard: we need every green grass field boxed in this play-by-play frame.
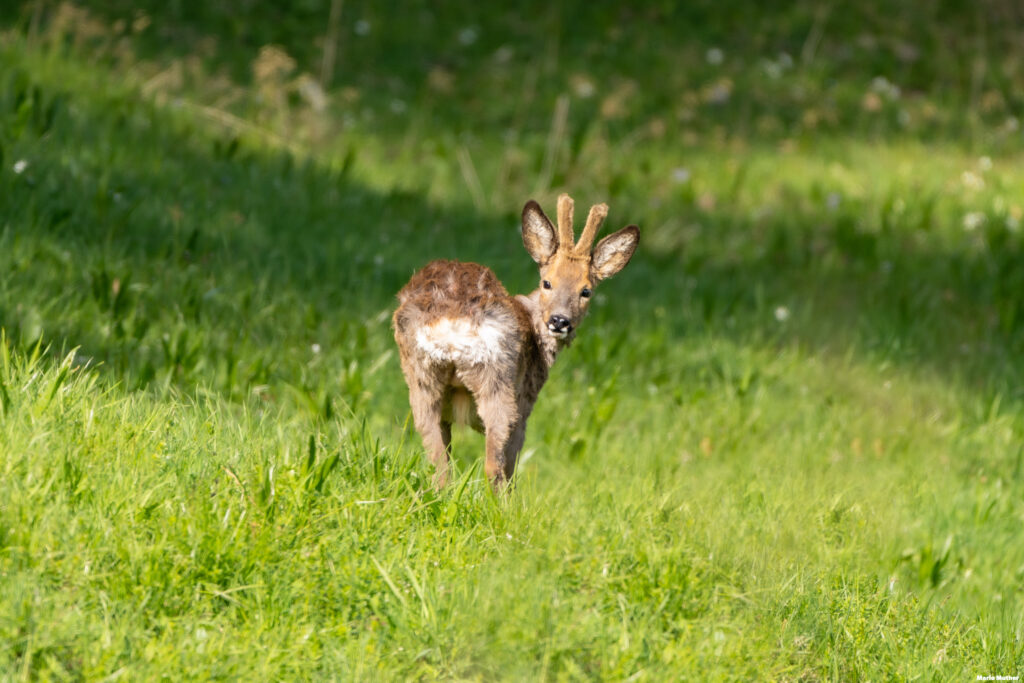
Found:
[2,1,1024,679]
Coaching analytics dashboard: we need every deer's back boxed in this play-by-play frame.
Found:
[394,260,533,370]
[396,260,509,316]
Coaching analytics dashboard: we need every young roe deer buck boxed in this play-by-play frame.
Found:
[392,194,640,491]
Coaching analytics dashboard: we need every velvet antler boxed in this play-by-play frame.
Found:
[575,203,608,254]
[556,193,575,250]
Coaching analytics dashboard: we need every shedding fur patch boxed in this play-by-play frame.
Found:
[414,316,507,365]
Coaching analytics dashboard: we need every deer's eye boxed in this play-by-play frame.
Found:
[542,280,552,289]
[581,287,592,298]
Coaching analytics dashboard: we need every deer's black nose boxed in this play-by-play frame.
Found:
[547,314,572,333]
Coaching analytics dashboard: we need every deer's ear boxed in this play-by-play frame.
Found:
[591,225,639,281]
[522,200,558,264]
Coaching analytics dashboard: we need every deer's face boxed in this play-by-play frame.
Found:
[521,195,640,341]
[536,252,593,339]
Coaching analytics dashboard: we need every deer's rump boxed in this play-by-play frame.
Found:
[393,260,529,371]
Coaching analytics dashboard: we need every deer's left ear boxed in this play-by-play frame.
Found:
[591,225,640,281]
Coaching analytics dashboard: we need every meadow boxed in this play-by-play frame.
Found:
[1,1,1023,679]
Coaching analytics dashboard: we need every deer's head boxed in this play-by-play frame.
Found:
[520,194,639,341]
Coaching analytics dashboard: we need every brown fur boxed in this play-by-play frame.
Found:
[393,196,639,491]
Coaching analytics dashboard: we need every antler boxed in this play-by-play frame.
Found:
[575,203,608,254]
[553,193,609,256]
[556,193,575,249]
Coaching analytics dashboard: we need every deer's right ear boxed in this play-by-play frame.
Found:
[521,200,558,265]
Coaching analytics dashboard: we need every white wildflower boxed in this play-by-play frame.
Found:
[871,76,901,100]
[762,53,793,80]
[311,343,322,354]
[706,47,724,65]
[672,167,691,184]
[12,159,28,174]
[458,26,479,46]
[774,306,790,322]
[962,212,985,231]
[960,170,984,191]
[354,19,371,36]
[493,45,514,63]
[570,75,595,98]
[705,80,731,105]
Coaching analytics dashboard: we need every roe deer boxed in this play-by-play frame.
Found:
[392,194,640,491]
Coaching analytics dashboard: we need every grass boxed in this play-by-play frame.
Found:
[2,0,1024,679]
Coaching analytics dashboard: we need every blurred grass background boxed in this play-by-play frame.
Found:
[1,0,1023,679]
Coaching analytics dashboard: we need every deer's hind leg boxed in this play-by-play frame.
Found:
[399,355,453,489]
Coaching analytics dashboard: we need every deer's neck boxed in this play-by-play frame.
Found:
[515,290,572,369]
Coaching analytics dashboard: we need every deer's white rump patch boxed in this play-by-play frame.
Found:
[415,316,507,365]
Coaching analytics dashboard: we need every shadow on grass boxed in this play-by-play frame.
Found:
[662,205,1024,396]
[5,0,1024,149]
[0,50,499,410]
[0,15,1022,419]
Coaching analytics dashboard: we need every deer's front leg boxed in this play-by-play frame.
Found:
[475,390,517,492]
[501,420,527,483]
